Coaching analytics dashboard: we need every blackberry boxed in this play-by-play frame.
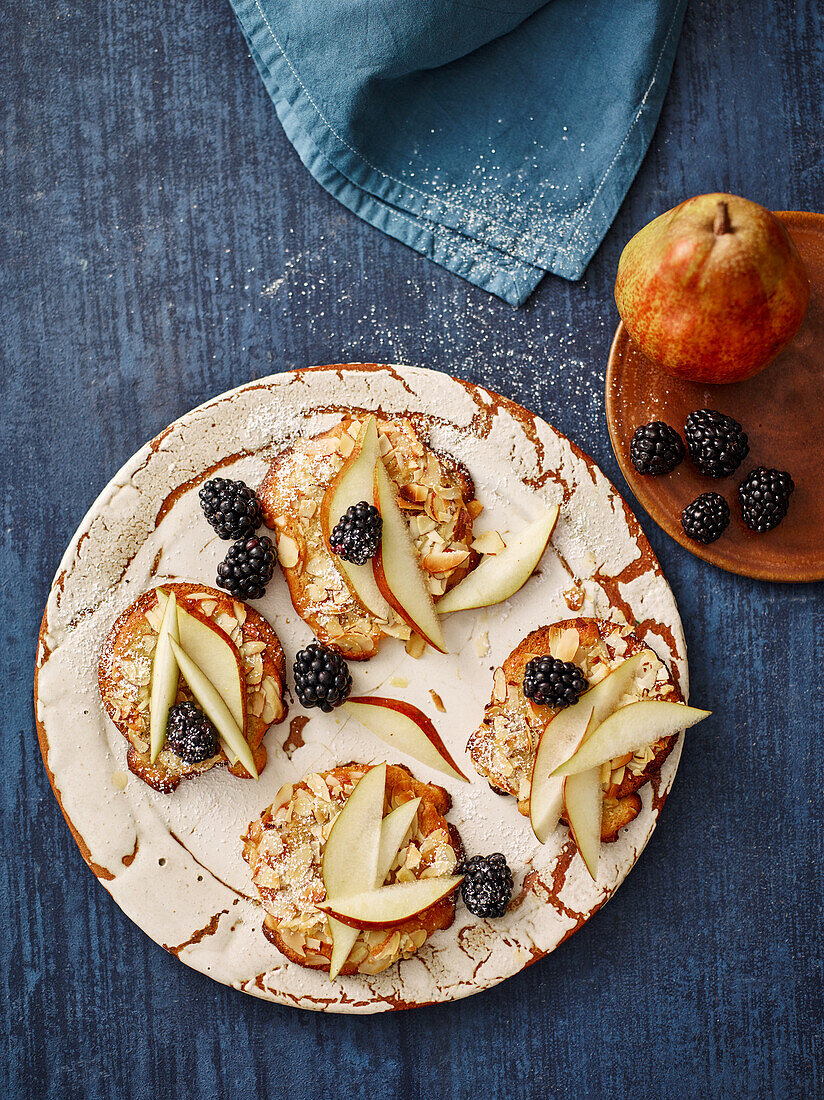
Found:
[522,656,587,709]
[293,642,352,711]
[684,409,749,478]
[199,478,262,540]
[629,421,685,476]
[459,853,513,919]
[216,535,276,599]
[738,467,794,532]
[165,702,219,763]
[330,501,382,564]
[681,492,731,544]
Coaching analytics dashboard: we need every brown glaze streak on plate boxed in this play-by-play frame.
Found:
[34,364,688,1013]
[606,211,824,582]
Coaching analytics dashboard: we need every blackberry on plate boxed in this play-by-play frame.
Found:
[629,421,685,476]
[293,642,352,711]
[165,702,220,763]
[739,467,795,532]
[684,409,749,477]
[522,656,587,709]
[330,501,383,565]
[459,853,513,919]
[681,492,731,544]
[199,478,262,540]
[216,536,276,599]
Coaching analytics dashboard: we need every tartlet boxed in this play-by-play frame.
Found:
[98,583,287,792]
[242,763,463,975]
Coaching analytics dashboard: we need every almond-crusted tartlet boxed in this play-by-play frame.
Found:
[98,583,287,792]
[257,415,480,660]
[242,763,463,975]
[467,618,682,840]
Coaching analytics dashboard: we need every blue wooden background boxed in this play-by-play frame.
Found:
[3,1,822,1097]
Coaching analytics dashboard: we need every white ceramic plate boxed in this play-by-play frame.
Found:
[35,364,688,1013]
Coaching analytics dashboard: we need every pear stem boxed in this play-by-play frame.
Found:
[713,200,731,236]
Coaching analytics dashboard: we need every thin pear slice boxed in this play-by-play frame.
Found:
[327,792,421,980]
[157,591,246,732]
[551,700,711,779]
[322,876,464,931]
[323,764,386,979]
[372,457,447,653]
[320,416,393,621]
[149,592,180,762]
[437,506,559,614]
[530,705,594,843]
[528,649,649,841]
[376,798,421,883]
[344,697,468,782]
[168,638,258,779]
[563,765,603,880]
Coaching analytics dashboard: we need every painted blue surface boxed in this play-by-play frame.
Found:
[2,1,823,1097]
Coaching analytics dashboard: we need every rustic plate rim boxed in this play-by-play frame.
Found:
[34,362,687,1010]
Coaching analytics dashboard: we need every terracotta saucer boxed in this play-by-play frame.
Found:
[606,210,824,583]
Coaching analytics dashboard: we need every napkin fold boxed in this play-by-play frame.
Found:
[231,0,686,305]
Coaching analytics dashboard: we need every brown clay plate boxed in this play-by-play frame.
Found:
[607,211,824,582]
[35,365,688,1012]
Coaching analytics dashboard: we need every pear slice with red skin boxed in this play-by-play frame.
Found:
[530,705,595,843]
[326,789,422,980]
[149,592,180,762]
[156,591,247,734]
[551,700,711,779]
[528,650,650,842]
[319,416,393,621]
[563,765,603,880]
[344,697,469,783]
[323,764,386,979]
[169,638,258,779]
[321,876,464,931]
[437,506,560,614]
[372,457,447,653]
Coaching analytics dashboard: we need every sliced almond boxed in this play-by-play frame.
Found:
[277,535,300,569]
[405,633,426,659]
[550,627,580,664]
[493,667,507,702]
[471,530,506,555]
[422,548,470,574]
[337,432,356,458]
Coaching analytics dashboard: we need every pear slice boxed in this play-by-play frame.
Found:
[372,457,446,653]
[563,765,603,880]
[344,697,469,782]
[528,650,650,841]
[436,506,559,614]
[376,797,421,882]
[319,416,393,621]
[156,592,246,733]
[551,700,711,779]
[321,876,464,931]
[149,591,180,762]
[326,790,421,980]
[323,764,387,979]
[529,705,594,843]
[168,638,258,779]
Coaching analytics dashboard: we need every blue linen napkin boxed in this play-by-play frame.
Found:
[231,0,686,306]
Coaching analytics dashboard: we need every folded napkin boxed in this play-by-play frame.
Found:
[231,0,686,305]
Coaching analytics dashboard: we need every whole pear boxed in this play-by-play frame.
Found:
[615,194,809,383]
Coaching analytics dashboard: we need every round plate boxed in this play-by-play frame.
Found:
[35,364,688,1013]
[606,211,824,582]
